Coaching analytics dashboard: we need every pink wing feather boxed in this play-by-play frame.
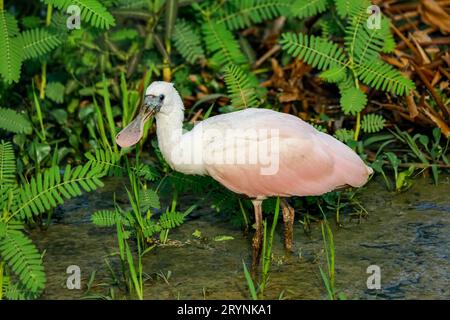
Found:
[200,109,372,198]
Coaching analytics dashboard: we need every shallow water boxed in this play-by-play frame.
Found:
[31,175,450,300]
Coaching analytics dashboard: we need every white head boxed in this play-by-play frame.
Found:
[116,81,183,148]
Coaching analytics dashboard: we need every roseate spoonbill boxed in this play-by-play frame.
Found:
[116,81,373,269]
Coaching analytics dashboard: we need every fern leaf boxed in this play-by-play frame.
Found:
[140,189,160,211]
[12,162,105,219]
[355,59,415,95]
[361,114,385,133]
[347,14,393,63]
[202,21,247,67]
[0,108,32,134]
[85,149,122,176]
[92,210,123,227]
[159,211,186,229]
[291,0,328,19]
[0,141,16,190]
[320,66,347,83]
[335,0,369,18]
[224,64,259,108]
[280,33,347,70]
[334,128,355,143]
[217,0,292,30]
[0,230,45,295]
[43,0,115,29]
[3,282,30,300]
[142,219,161,237]
[340,86,367,115]
[173,20,205,64]
[19,28,62,60]
[0,11,23,84]
[134,163,160,181]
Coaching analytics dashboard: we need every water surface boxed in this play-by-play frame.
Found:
[32,175,450,299]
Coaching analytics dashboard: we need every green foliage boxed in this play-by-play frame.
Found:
[217,0,292,30]
[335,0,368,18]
[173,20,205,64]
[280,33,347,70]
[355,59,414,96]
[45,82,65,103]
[0,108,32,134]
[43,0,116,29]
[291,0,328,19]
[361,114,385,133]
[92,210,123,227]
[202,21,247,67]
[339,86,367,115]
[0,141,16,191]
[224,64,260,108]
[19,28,62,60]
[13,162,106,220]
[281,0,416,140]
[159,210,187,229]
[0,10,22,83]
[0,230,46,295]
[140,189,160,211]
[334,128,354,143]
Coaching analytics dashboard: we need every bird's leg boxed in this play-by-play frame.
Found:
[281,199,295,252]
[251,199,263,273]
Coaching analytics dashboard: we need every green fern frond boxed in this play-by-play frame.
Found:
[0,11,23,84]
[335,0,369,18]
[217,0,292,30]
[0,108,32,134]
[291,0,328,19]
[12,163,105,220]
[0,141,17,191]
[344,4,370,63]
[85,149,122,176]
[334,128,355,143]
[202,21,247,67]
[320,66,347,83]
[109,28,139,41]
[224,64,259,108]
[3,282,30,300]
[339,86,367,115]
[159,211,187,230]
[140,189,160,211]
[355,59,415,95]
[134,164,160,181]
[92,210,123,227]
[45,82,65,103]
[142,219,161,237]
[43,0,116,29]
[173,20,205,64]
[281,33,347,70]
[19,28,62,60]
[0,230,45,295]
[347,15,392,63]
[361,114,386,133]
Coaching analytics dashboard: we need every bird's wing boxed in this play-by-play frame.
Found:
[195,108,371,198]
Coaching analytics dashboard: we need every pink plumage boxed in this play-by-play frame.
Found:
[197,109,373,198]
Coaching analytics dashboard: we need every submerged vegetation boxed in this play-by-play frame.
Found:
[0,0,449,299]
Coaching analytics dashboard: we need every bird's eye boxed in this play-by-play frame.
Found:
[159,94,165,101]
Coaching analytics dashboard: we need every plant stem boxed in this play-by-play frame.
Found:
[39,4,52,99]
[354,111,361,141]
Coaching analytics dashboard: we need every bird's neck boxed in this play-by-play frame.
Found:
[155,102,184,170]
